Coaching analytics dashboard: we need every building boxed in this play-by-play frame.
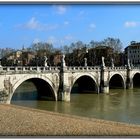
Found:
[2,50,36,66]
[15,50,22,58]
[53,53,62,66]
[125,41,140,65]
[87,46,114,66]
[65,46,115,66]
[22,52,36,66]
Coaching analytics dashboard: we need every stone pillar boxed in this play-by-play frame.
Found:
[7,67,10,71]
[126,59,133,89]
[100,56,109,93]
[15,67,18,71]
[37,67,40,72]
[23,67,26,71]
[58,54,70,102]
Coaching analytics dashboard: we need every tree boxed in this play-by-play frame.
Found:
[102,37,123,53]
[89,40,104,48]
[63,45,71,54]
[30,42,53,53]
[0,48,15,58]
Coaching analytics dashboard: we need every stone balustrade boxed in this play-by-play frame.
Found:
[132,67,140,70]
[0,64,140,103]
[0,66,60,74]
[65,66,100,71]
[107,66,127,70]
[0,65,139,74]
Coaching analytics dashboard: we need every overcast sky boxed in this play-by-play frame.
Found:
[0,4,140,50]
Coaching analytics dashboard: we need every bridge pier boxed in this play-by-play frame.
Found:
[126,69,133,89]
[58,66,70,102]
[62,85,70,102]
[100,84,109,93]
[126,60,133,89]
[126,79,133,89]
[100,71,109,94]
[58,54,71,102]
[100,57,109,94]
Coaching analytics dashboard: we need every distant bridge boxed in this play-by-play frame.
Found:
[0,63,140,104]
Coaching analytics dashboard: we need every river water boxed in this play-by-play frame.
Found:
[11,81,140,125]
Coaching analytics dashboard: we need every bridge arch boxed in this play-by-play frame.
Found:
[7,75,57,104]
[132,72,140,87]
[70,73,99,94]
[109,73,125,89]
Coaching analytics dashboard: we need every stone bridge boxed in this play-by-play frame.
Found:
[0,64,140,104]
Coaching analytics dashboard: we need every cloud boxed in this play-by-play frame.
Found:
[64,35,73,41]
[89,23,96,29]
[88,23,96,31]
[54,5,67,15]
[64,21,69,25]
[16,17,59,31]
[124,21,139,28]
[24,17,40,30]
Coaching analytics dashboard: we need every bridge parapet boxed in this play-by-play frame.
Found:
[66,66,101,72]
[0,66,132,74]
[0,66,60,74]
[107,66,127,70]
[131,67,140,70]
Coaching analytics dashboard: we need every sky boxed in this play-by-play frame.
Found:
[1,4,140,50]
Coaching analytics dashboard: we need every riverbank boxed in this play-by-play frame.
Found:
[0,104,140,136]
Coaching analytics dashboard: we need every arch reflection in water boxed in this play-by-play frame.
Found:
[11,78,55,106]
[71,75,98,94]
[109,74,125,89]
[133,73,140,87]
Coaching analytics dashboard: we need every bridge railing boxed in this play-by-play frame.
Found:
[0,66,60,73]
[132,66,140,70]
[1,65,140,74]
[107,66,127,70]
[65,66,101,71]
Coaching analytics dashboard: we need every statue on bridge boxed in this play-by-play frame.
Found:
[127,58,131,69]
[101,56,105,68]
[84,58,87,67]
[44,56,48,67]
[111,58,114,68]
[61,54,66,67]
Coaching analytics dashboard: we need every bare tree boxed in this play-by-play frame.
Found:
[102,37,123,53]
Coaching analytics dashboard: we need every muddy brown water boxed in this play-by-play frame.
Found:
[11,81,140,125]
